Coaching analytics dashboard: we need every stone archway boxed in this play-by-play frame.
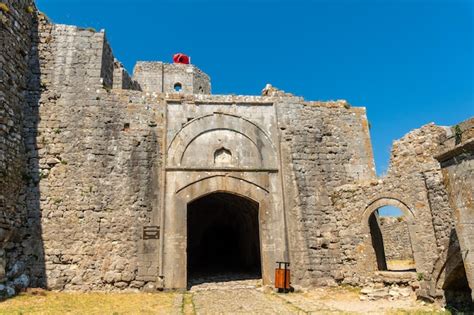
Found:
[161,111,286,289]
[161,174,285,289]
[361,197,415,224]
[361,197,419,273]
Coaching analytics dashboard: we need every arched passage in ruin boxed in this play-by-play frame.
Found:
[187,192,262,285]
[362,197,417,272]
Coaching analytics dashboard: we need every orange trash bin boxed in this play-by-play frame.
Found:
[275,261,290,292]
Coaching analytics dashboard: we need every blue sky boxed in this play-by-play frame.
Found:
[37,0,473,178]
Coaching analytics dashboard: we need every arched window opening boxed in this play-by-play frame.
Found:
[174,82,182,92]
[369,206,415,271]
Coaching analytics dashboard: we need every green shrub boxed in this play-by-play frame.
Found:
[417,272,424,281]
[454,124,462,144]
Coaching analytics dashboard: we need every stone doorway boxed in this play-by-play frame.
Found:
[362,198,419,273]
[368,206,416,272]
[186,192,262,287]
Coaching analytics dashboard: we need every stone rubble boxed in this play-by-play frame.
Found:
[359,284,414,301]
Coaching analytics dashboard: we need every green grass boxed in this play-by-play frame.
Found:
[0,290,180,315]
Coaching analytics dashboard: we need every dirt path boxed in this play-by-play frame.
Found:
[185,278,445,314]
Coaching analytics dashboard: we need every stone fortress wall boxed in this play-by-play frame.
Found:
[0,0,37,288]
[0,0,472,306]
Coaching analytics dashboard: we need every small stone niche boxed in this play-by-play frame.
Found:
[214,147,232,166]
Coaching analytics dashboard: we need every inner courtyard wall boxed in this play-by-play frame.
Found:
[276,99,376,286]
[378,216,413,261]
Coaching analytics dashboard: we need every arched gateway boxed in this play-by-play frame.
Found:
[187,192,261,283]
[161,111,288,289]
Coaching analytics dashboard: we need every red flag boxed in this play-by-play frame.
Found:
[173,53,190,64]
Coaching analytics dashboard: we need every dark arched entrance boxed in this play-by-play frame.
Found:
[441,229,473,311]
[187,192,261,286]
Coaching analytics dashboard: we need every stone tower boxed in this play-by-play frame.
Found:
[132,61,211,94]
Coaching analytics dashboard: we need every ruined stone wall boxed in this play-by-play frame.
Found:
[0,0,37,294]
[42,24,110,90]
[378,216,413,261]
[4,17,166,291]
[276,100,376,286]
[0,0,35,234]
[423,169,455,256]
[113,61,140,90]
[332,123,456,300]
[100,39,114,89]
[192,66,211,94]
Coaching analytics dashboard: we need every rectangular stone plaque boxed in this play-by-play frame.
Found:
[143,226,160,240]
